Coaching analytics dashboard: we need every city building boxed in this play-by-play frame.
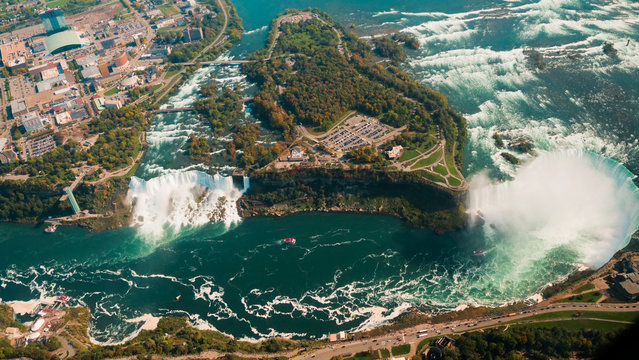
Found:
[104,99,122,109]
[54,111,72,126]
[328,331,348,342]
[155,18,175,29]
[21,112,47,133]
[36,74,68,93]
[183,27,204,43]
[81,65,101,79]
[10,99,27,118]
[142,44,171,59]
[179,0,198,13]
[0,150,18,164]
[75,53,98,68]
[386,145,403,159]
[113,52,130,73]
[40,8,69,35]
[612,257,639,301]
[44,30,83,55]
[120,75,139,89]
[0,41,28,70]
[93,96,106,112]
[98,63,110,77]
[29,60,69,78]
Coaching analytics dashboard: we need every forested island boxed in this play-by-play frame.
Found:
[229,9,469,232]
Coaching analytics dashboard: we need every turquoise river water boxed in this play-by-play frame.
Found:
[1,0,639,343]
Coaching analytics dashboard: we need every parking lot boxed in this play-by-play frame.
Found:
[321,115,394,152]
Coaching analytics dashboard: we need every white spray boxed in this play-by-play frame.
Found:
[468,150,639,269]
[127,171,249,239]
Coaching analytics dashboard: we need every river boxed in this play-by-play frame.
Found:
[1,0,639,343]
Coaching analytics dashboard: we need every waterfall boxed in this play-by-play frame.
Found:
[127,171,248,238]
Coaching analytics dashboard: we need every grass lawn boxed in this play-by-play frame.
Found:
[574,283,595,293]
[448,177,462,187]
[165,68,182,78]
[148,84,163,93]
[561,291,603,303]
[416,170,446,184]
[380,349,390,358]
[47,0,69,7]
[510,319,629,332]
[433,164,448,176]
[399,149,420,162]
[411,149,442,169]
[345,351,374,360]
[391,344,410,356]
[104,87,119,96]
[418,139,437,153]
[159,3,178,16]
[508,310,639,323]
[445,151,462,179]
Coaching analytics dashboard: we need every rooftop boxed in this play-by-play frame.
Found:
[45,30,82,55]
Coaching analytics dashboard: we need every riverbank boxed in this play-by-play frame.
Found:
[239,167,466,233]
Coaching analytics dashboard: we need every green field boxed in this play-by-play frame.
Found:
[444,152,462,179]
[47,0,69,7]
[415,170,446,184]
[380,349,390,358]
[508,310,639,323]
[391,344,410,356]
[165,68,182,78]
[561,291,603,303]
[448,177,462,187]
[433,164,448,176]
[510,319,629,332]
[344,351,374,360]
[574,283,595,293]
[159,4,178,17]
[104,87,119,96]
[411,149,442,169]
[399,149,420,162]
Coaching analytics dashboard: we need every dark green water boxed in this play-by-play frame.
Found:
[2,0,639,343]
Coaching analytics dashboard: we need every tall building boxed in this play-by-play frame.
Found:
[40,8,69,35]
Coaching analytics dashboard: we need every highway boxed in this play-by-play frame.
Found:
[296,302,639,360]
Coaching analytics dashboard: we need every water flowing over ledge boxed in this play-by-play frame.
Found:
[467,150,639,269]
[127,171,249,238]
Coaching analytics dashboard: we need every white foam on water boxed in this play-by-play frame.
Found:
[127,171,249,239]
[243,25,267,35]
[125,313,161,330]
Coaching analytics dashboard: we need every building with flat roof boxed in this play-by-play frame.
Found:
[21,112,46,133]
[45,30,82,55]
[183,27,204,43]
[81,65,101,79]
[0,150,18,164]
[55,111,72,126]
[40,8,69,35]
[0,41,28,69]
[10,99,27,118]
